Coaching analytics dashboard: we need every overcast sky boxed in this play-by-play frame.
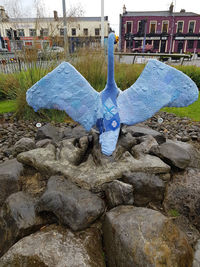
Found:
[1,0,200,34]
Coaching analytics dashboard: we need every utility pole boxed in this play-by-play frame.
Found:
[101,0,104,47]
[142,20,147,53]
[62,0,68,54]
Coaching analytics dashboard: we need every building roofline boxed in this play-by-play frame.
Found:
[8,16,109,23]
[123,10,200,17]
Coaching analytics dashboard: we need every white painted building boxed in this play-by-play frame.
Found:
[0,7,111,52]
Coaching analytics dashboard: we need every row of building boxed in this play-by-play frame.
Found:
[120,4,200,54]
[0,4,200,54]
[0,6,110,52]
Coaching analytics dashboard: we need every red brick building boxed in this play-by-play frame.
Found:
[119,4,200,53]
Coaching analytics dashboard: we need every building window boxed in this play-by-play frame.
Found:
[95,28,100,36]
[17,29,24,37]
[29,29,36,37]
[138,20,146,34]
[126,40,133,50]
[150,22,156,34]
[43,28,49,36]
[177,21,183,33]
[72,28,76,36]
[83,28,88,36]
[197,40,200,49]
[188,21,195,33]
[153,40,160,49]
[126,22,132,33]
[146,40,152,45]
[187,40,194,49]
[162,21,168,33]
[6,29,12,39]
[135,40,142,48]
[60,28,64,36]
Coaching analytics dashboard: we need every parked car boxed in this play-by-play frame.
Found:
[132,44,153,53]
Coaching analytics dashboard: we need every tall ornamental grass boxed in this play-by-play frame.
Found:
[0,48,199,122]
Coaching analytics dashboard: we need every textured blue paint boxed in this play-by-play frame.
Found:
[26,62,102,131]
[26,33,199,157]
[117,59,199,125]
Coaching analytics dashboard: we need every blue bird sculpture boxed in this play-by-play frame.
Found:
[26,33,199,156]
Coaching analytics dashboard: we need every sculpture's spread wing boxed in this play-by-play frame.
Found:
[117,59,199,125]
[26,62,102,131]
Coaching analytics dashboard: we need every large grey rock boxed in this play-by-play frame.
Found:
[103,180,134,208]
[150,141,191,169]
[0,191,52,257]
[131,135,158,158]
[122,172,166,206]
[36,123,62,142]
[12,137,36,156]
[0,159,23,207]
[0,224,105,267]
[63,125,89,139]
[35,138,52,148]
[167,140,200,169]
[17,140,170,192]
[103,206,193,267]
[37,176,105,231]
[59,136,89,165]
[164,168,200,231]
[124,125,166,144]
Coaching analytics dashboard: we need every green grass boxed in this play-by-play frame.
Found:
[0,100,17,114]
[0,53,199,122]
[168,209,180,217]
[162,94,200,121]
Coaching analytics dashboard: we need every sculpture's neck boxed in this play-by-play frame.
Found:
[107,36,116,87]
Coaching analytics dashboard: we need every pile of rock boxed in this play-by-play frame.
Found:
[144,111,200,144]
[0,122,200,266]
[0,111,200,163]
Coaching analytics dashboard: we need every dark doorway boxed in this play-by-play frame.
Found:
[160,40,166,53]
[177,41,184,53]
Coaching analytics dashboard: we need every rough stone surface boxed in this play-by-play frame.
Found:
[36,176,105,231]
[0,159,23,207]
[164,168,200,231]
[122,172,166,206]
[36,123,62,142]
[124,125,166,144]
[0,224,105,267]
[0,191,53,257]
[103,180,134,208]
[172,215,200,248]
[103,206,193,267]
[35,138,52,148]
[131,134,158,158]
[150,141,191,169]
[193,240,200,267]
[63,125,89,139]
[20,171,48,197]
[12,137,36,157]
[167,140,200,169]
[17,139,170,192]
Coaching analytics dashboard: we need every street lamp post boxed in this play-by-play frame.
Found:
[62,0,68,54]
[101,0,104,47]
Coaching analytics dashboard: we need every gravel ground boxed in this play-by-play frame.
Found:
[0,112,200,163]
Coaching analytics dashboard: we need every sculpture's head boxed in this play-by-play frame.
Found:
[115,35,119,44]
[108,32,119,45]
